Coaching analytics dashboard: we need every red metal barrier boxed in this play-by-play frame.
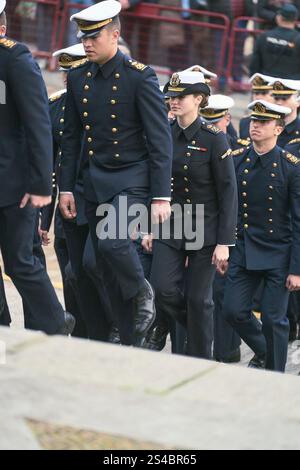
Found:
[6,0,62,66]
[226,16,266,92]
[57,3,230,87]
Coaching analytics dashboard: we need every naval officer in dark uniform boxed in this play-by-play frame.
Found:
[145,70,238,359]
[59,0,172,346]
[0,1,74,334]
[222,100,300,372]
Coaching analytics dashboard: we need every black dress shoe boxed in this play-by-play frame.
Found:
[56,312,76,336]
[145,324,169,351]
[109,326,121,344]
[248,354,266,369]
[216,347,241,364]
[134,279,156,347]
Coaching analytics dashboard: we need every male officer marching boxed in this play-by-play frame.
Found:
[59,0,172,346]
[222,100,300,373]
[0,0,74,334]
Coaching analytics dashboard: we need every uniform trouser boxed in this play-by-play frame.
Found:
[0,204,64,334]
[85,189,149,345]
[0,266,11,326]
[54,236,88,339]
[213,271,241,360]
[150,241,216,359]
[62,220,111,341]
[222,261,290,372]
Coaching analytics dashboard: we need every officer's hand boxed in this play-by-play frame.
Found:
[212,245,229,275]
[151,200,171,224]
[141,233,153,253]
[286,274,300,291]
[59,193,77,219]
[20,193,51,209]
[39,230,51,246]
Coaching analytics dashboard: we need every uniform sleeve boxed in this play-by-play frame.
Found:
[249,35,263,77]
[211,133,238,245]
[7,45,53,196]
[136,69,173,199]
[288,168,300,275]
[59,72,82,193]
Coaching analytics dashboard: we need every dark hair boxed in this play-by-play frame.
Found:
[107,15,121,33]
[276,118,285,128]
[0,11,7,27]
[196,93,209,109]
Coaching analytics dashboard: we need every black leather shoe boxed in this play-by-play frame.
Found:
[134,279,156,347]
[216,347,241,364]
[289,321,299,342]
[109,326,121,344]
[56,312,76,335]
[145,324,169,351]
[248,354,266,369]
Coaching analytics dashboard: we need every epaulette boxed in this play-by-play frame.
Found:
[237,138,251,146]
[49,89,66,103]
[201,122,221,134]
[220,149,232,160]
[71,58,89,69]
[287,137,300,145]
[232,147,248,156]
[281,150,300,165]
[126,58,148,72]
[0,38,17,49]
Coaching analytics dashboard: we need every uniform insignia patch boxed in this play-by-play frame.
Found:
[237,138,251,146]
[287,138,300,145]
[204,123,221,134]
[128,59,147,72]
[0,38,17,49]
[71,58,88,69]
[282,152,300,165]
[220,149,232,159]
[49,89,66,102]
[232,147,247,156]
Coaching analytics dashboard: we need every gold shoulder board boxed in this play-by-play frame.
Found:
[0,38,17,49]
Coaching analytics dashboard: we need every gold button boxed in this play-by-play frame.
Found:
[59,151,62,156]
[112,128,117,133]
[83,98,88,104]
[242,181,247,186]
[244,169,249,174]
[268,197,273,201]
[269,208,273,212]
[60,118,64,123]
[246,158,250,162]
[87,72,92,78]
[244,224,249,229]
[243,203,248,208]
[171,177,174,181]
[184,165,188,170]
[115,154,120,158]
[185,188,189,193]
[242,192,247,197]
[115,73,120,79]
[111,99,116,105]
[62,106,65,111]
[269,219,273,222]
[85,125,90,131]
[186,199,191,203]
[186,152,191,157]
[112,86,117,91]
[273,163,277,168]
[184,177,188,182]
[243,213,248,218]
[84,85,89,90]
[271,173,276,177]
[192,140,196,145]
[111,114,116,119]
[113,141,118,145]
[89,150,94,156]
[269,185,273,190]
[269,230,274,233]
[83,112,88,117]
[87,137,92,143]
[59,131,63,136]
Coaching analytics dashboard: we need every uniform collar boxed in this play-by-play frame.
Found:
[251,145,280,168]
[173,117,202,141]
[90,49,124,78]
[284,117,300,135]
